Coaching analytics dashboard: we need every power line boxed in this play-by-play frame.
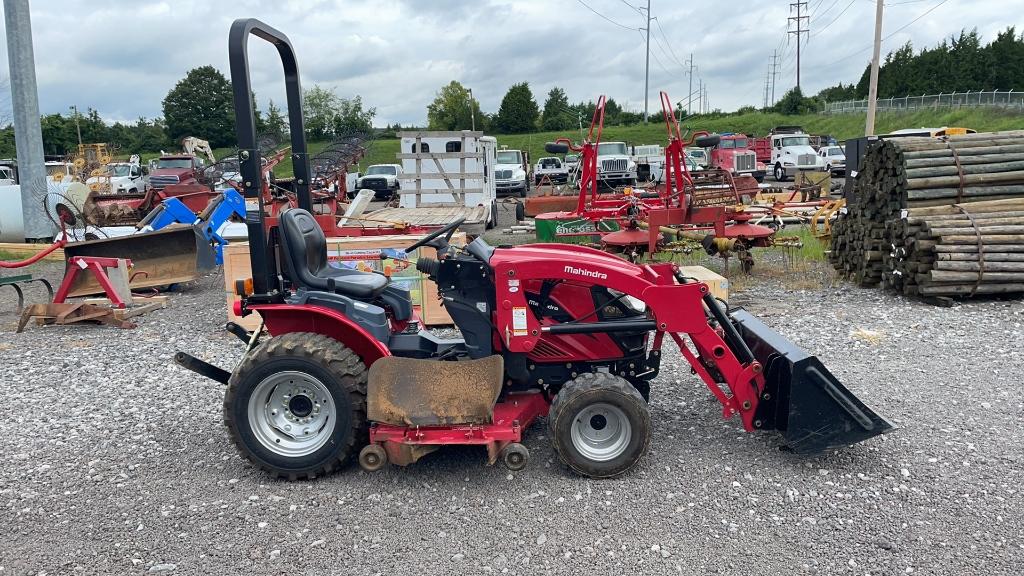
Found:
[815,0,950,67]
[573,0,639,30]
[809,0,858,39]
[653,17,687,70]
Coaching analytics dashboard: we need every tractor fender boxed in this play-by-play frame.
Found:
[249,303,391,366]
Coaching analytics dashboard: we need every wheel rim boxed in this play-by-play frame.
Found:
[569,403,631,462]
[247,370,336,457]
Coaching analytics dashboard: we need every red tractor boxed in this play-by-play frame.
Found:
[175,19,892,480]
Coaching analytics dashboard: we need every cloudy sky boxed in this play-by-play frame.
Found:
[1,0,1020,126]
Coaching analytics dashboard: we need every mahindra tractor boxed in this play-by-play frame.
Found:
[175,19,892,480]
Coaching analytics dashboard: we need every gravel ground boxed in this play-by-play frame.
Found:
[1,261,1022,575]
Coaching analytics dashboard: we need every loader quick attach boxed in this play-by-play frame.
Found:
[174,17,893,481]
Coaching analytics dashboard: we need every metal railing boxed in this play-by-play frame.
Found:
[823,90,1024,114]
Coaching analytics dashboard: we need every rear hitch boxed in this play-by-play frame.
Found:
[174,351,231,385]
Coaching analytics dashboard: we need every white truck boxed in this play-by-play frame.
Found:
[596,141,637,187]
[355,164,403,199]
[769,128,827,182]
[685,148,709,168]
[494,148,530,197]
[533,156,568,185]
[86,161,148,194]
[818,145,847,176]
[631,144,664,182]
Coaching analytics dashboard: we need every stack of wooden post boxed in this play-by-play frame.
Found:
[831,130,1024,298]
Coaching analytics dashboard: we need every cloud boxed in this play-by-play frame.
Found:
[0,0,1019,127]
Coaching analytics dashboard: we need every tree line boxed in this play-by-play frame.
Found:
[0,65,374,159]
[772,27,1024,115]
[422,80,650,134]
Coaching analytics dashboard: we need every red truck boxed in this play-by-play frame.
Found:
[148,154,206,190]
[708,134,766,183]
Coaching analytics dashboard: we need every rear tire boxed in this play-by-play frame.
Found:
[224,332,368,480]
[549,373,650,478]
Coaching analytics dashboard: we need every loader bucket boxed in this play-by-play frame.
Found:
[730,309,894,454]
[367,355,504,427]
[61,224,216,297]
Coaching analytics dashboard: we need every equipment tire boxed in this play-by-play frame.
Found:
[549,372,650,478]
[499,442,529,471]
[224,332,368,480]
[774,164,788,182]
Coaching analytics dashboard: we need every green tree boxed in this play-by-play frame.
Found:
[541,87,574,131]
[331,94,376,135]
[493,82,539,134]
[264,99,288,140]
[426,81,482,131]
[162,65,235,147]
[774,87,816,115]
[302,85,375,140]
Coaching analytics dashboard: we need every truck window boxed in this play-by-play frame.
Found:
[496,151,521,164]
[446,141,461,153]
[721,140,735,149]
[734,138,748,148]
[596,143,627,156]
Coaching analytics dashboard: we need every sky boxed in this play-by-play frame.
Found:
[0,0,1020,127]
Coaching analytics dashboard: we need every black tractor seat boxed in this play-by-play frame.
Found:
[279,208,388,299]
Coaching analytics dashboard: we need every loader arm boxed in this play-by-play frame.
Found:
[489,244,767,430]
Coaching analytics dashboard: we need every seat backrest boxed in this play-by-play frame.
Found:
[279,208,327,280]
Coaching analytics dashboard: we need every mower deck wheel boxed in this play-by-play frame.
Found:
[549,372,650,479]
[499,442,529,471]
[358,444,388,472]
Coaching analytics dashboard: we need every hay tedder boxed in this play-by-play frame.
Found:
[175,19,892,480]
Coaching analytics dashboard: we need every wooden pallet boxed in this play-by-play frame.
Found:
[364,205,490,235]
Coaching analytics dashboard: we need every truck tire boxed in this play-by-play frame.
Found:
[224,332,368,480]
[774,164,788,182]
[549,372,650,478]
[520,179,528,198]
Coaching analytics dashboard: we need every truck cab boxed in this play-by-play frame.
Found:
[150,155,204,190]
[708,134,766,183]
[86,162,148,194]
[818,145,846,176]
[533,156,568,185]
[596,141,637,187]
[769,128,826,182]
[356,164,403,199]
[685,148,709,169]
[631,144,664,182]
[495,149,530,197]
[0,164,15,186]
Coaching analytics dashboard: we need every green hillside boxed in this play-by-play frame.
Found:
[129,107,1020,179]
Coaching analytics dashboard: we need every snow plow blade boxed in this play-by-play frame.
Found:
[61,224,216,297]
[368,356,504,427]
[731,309,894,454]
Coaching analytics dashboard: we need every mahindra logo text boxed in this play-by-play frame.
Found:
[564,265,608,280]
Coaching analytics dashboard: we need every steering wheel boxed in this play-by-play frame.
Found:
[407,217,466,252]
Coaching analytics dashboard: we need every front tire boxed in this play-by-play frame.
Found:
[774,164,788,182]
[224,332,368,480]
[549,373,650,478]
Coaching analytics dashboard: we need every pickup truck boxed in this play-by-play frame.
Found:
[86,162,148,194]
[495,149,530,197]
[818,145,846,176]
[533,156,568,185]
[355,164,403,199]
[596,141,637,187]
[685,148,709,169]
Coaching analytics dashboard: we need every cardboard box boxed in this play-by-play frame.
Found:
[223,233,465,329]
[678,265,728,303]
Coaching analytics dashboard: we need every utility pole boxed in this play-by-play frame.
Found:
[697,78,703,116]
[788,2,809,91]
[769,49,779,104]
[865,0,885,136]
[764,72,770,109]
[704,86,709,114]
[467,88,476,131]
[4,0,51,240]
[642,0,651,123]
[685,53,695,115]
[69,105,82,146]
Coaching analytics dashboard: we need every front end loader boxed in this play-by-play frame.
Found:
[175,18,892,480]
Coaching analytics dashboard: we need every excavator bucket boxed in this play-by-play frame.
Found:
[731,310,894,454]
[61,224,216,297]
[368,356,505,427]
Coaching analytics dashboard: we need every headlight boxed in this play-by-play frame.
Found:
[513,170,525,179]
[783,162,795,167]
[627,161,637,171]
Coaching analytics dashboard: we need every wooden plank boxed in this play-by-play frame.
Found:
[113,301,164,320]
[396,152,483,160]
[82,295,170,306]
[0,242,65,262]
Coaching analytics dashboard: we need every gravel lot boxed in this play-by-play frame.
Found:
[1,260,1021,575]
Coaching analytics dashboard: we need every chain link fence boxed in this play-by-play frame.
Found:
[824,90,1024,114]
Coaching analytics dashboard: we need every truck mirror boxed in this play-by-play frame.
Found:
[694,135,720,148]
[545,142,569,154]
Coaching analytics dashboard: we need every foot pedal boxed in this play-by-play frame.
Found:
[368,356,504,426]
